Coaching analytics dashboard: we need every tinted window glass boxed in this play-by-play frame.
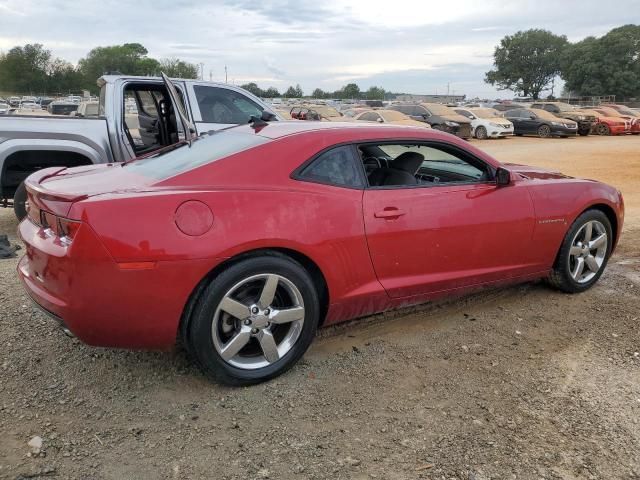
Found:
[299,146,363,188]
[125,131,269,179]
[195,85,263,124]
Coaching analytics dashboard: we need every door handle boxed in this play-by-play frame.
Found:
[374,208,405,219]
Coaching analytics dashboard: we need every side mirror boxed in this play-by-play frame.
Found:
[496,167,511,187]
[529,114,536,119]
[376,117,384,123]
[261,110,277,122]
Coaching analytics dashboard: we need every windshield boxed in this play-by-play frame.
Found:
[554,102,575,112]
[423,103,454,115]
[596,107,622,117]
[124,130,269,180]
[613,106,639,116]
[470,108,500,118]
[312,106,341,118]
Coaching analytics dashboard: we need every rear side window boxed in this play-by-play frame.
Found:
[194,85,263,124]
[125,131,269,179]
[297,146,364,189]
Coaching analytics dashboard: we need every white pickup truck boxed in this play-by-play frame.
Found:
[0,74,280,219]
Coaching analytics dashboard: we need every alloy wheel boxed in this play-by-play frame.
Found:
[211,273,305,369]
[568,220,608,284]
[538,125,551,138]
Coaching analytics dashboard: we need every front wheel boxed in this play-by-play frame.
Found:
[13,181,28,221]
[548,210,612,293]
[537,124,552,138]
[595,123,610,136]
[187,255,320,385]
[475,126,488,140]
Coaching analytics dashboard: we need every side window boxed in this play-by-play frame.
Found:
[456,109,473,119]
[359,112,380,122]
[417,106,430,117]
[298,146,364,188]
[543,105,556,113]
[194,85,263,124]
[360,143,491,187]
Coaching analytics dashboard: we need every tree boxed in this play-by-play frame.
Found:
[312,88,326,99]
[0,44,51,93]
[561,25,640,98]
[485,29,568,99]
[240,82,264,97]
[159,58,199,79]
[365,86,385,100]
[284,84,303,98]
[77,43,160,88]
[264,87,281,98]
[341,83,361,99]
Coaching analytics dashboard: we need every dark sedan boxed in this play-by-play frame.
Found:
[504,108,578,138]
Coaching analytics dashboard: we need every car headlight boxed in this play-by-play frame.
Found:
[577,115,585,120]
[551,121,562,126]
[489,122,502,127]
[444,121,459,127]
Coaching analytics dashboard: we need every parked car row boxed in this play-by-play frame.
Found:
[280,99,640,139]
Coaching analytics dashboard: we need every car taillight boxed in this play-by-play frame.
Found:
[58,218,81,244]
[41,211,60,236]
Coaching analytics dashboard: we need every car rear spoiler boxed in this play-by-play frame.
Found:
[24,167,88,203]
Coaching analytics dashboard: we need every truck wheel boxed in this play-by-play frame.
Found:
[13,182,28,221]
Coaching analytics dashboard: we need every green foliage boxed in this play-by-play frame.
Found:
[284,84,304,98]
[365,86,386,100]
[263,87,281,98]
[485,29,568,99]
[0,44,51,93]
[561,25,640,98]
[311,88,326,98]
[77,43,160,88]
[240,82,263,97]
[159,58,199,79]
[340,83,361,99]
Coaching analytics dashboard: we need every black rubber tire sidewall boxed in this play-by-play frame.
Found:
[538,125,551,138]
[475,126,487,139]
[549,210,613,293]
[188,255,320,386]
[13,181,28,221]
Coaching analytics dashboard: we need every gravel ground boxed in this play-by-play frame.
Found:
[1,136,639,480]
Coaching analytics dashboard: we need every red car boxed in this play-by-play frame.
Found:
[18,121,624,385]
[589,106,640,134]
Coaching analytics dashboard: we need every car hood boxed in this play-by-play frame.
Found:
[390,119,431,128]
[502,163,572,180]
[439,113,471,124]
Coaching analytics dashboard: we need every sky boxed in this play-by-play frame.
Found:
[0,0,638,99]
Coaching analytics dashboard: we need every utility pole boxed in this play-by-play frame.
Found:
[225,66,228,83]
[209,70,212,82]
[199,63,204,80]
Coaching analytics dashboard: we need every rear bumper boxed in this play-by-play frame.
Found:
[17,218,216,350]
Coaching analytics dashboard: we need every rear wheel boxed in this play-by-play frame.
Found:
[475,126,488,140]
[13,181,28,221]
[548,210,612,293]
[187,255,320,385]
[537,124,552,138]
[595,123,610,136]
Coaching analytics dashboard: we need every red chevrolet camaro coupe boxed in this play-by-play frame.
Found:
[18,121,623,385]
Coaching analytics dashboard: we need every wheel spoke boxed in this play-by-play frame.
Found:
[258,274,279,308]
[270,306,305,325]
[583,222,593,242]
[220,329,251,360]
[588,233,606,250]
[569,245,582,256]
[257,330,279,363]
[220,297,250,320]
[585,255,599,273]
[571,257,585,280]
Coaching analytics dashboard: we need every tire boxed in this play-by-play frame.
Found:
[515,133,523,136]
[578,128,590,136]
[13,181,28,221]
[537,124,552,138]
[475,126,488,140]
[548,210,612,294]
[595,123,610,136]
[187,254,320,386]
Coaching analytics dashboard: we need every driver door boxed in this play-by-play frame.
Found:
[361,142,538,298]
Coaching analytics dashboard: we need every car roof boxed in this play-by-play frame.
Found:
[226,120,437,140]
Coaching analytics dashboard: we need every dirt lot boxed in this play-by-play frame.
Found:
[1,135,639,480]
